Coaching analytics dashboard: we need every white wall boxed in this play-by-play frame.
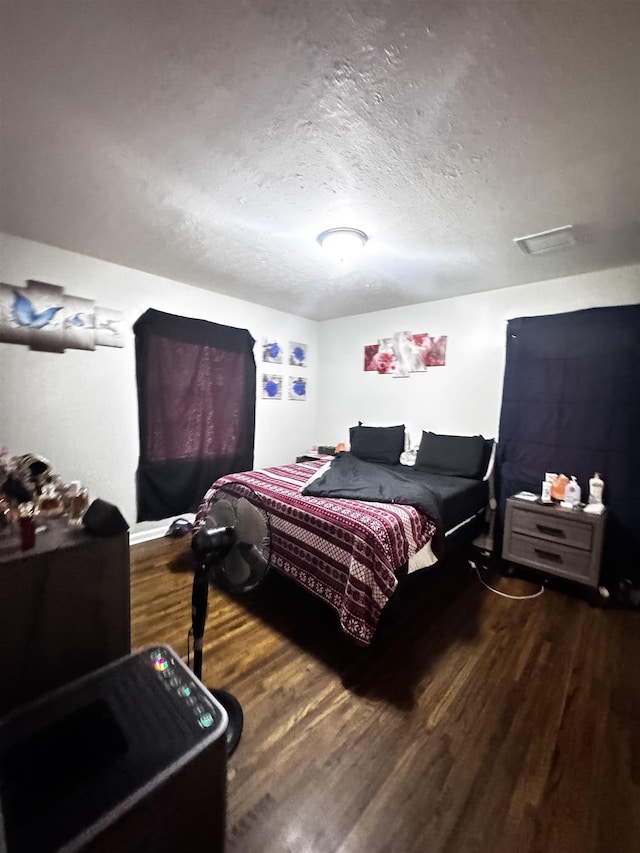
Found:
[2,232,638,534]
[0,233,318,532]
[317,265,640,449]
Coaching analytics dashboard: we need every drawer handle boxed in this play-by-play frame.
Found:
[534,547,563,563]
[535,524,565,539]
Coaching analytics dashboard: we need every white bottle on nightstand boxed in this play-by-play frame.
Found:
[589,472,604,504]
[564,476,581,507]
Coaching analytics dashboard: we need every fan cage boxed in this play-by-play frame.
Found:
[207,482,272,592]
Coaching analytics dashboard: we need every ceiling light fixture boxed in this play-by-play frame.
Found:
[317,227,368,261]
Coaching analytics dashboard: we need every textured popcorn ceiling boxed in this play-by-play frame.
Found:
[1,0,639,320]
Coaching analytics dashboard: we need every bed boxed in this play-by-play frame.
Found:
[195,428,494,646]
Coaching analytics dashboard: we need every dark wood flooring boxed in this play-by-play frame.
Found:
[131,537,640,853]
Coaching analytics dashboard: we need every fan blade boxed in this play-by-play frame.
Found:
[223,547,252,586]
[235,497,267,546]
[236,542,269,575]
[210,498,236,529]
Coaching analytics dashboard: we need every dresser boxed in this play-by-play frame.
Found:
[0,517,130,716]
[502,496,606,589]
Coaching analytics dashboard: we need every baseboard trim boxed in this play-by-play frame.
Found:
[129,525,167,546]
[129,513,196,546]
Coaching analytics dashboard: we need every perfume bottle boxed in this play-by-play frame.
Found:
[67,481,90,526]
[19,501,36,550]
[37,481,64,517]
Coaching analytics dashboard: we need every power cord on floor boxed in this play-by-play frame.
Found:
[469,559,545,600]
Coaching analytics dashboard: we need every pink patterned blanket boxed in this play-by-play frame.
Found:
[195,460,437,645]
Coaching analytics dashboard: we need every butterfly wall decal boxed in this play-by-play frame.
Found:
[12,290,63,329]
[64,313,87,328]
[0,281,124,350]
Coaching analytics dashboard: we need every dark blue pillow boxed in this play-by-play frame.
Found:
[349,424,405,466]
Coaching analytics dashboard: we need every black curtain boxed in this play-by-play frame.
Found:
[134,309,256,521]
[495,303,640,584]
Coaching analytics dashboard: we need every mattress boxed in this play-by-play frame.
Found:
[416,473,489,531]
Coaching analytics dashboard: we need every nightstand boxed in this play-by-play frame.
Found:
[502,496,606,589]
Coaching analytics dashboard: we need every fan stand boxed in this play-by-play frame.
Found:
[191,558,244,757]
[209,689,243,756]
[190,487,270,758]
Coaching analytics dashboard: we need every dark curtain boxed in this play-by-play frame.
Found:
[134,309,256,521]
[495,303,640,584]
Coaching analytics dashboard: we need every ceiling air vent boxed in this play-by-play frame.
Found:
[514,225,577,255]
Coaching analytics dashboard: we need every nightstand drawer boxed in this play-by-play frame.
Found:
[507,532,594,583]
[510,507,592,551]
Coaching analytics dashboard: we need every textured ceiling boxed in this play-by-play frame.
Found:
[1,0,639,320]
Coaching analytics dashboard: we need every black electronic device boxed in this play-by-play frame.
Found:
[0,646,227,853]
[82,499,129,537]
[190,482,271,757]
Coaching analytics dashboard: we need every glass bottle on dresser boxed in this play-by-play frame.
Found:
[67,481,90,526]
[37,481,64,517]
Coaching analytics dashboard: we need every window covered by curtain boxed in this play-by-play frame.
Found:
[495,303,640,585]
[134,309,256,521]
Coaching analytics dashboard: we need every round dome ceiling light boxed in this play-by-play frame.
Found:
[317,227,368,261]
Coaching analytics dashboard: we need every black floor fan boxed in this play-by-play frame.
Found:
[190,483,271,756]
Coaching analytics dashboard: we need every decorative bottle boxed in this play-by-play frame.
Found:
[564,476,581,507]
[67,481,90,526]
[588,472,604,504]
[37,481,64,517]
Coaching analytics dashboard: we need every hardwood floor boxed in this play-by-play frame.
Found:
[131,537,640,853]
